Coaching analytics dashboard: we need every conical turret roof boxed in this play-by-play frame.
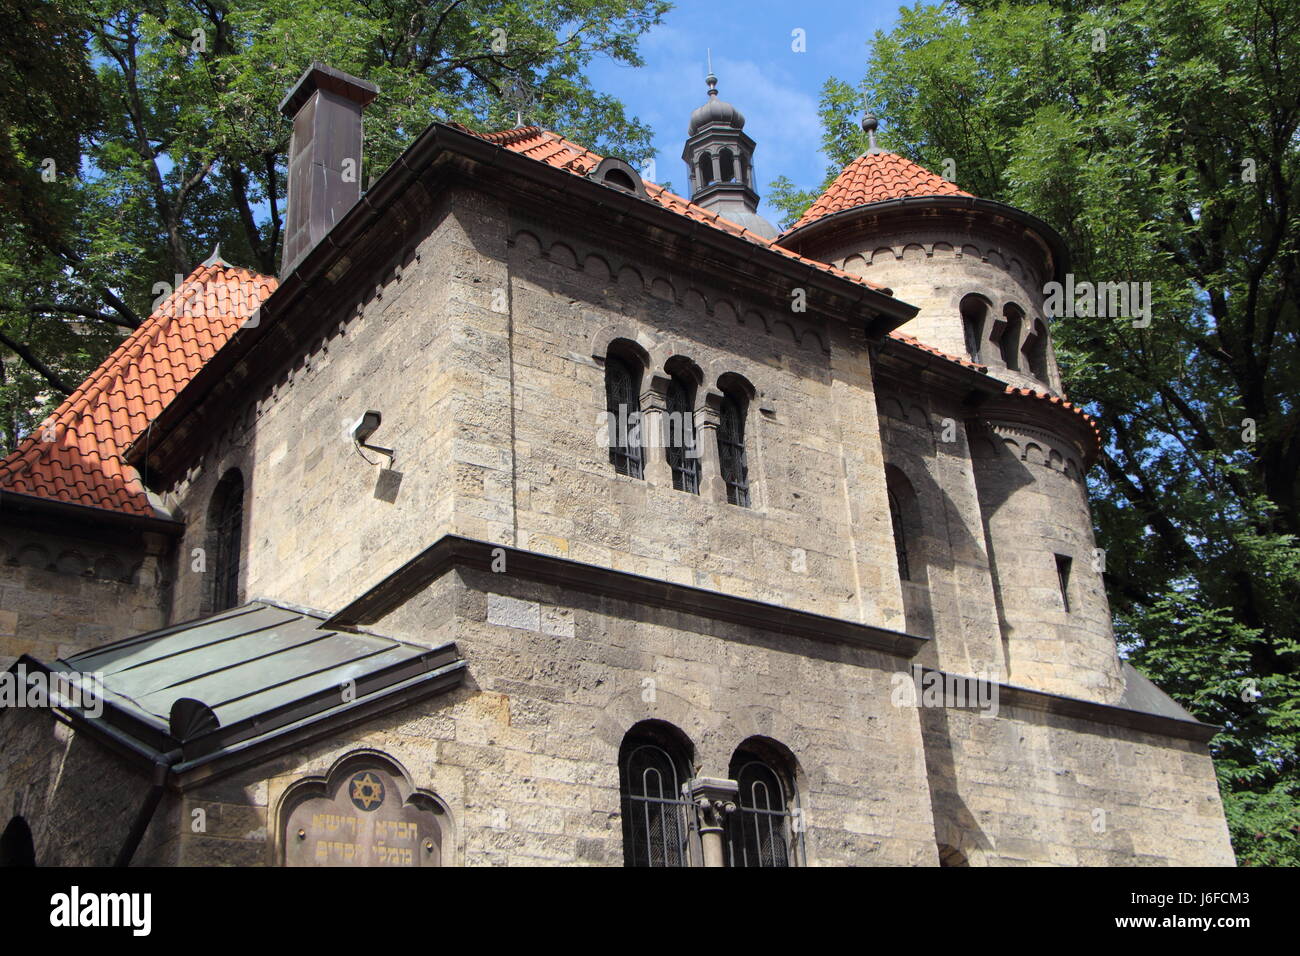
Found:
[788,151,971,233]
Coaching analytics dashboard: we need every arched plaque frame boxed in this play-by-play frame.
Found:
[276,750,450,867]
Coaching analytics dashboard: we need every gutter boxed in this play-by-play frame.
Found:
[114,750,181,867]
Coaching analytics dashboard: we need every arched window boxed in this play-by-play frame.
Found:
[888,488,910,581]
[1023,319,1049,382]
[698,153,715,186]
[728,742,797,867]
[619,723,693,867]
[960,294,988,362]
[0,816,35,867]
[718,389,750,508]
[719,148,735,183]
[210,469,244,612]
[999,304,1023,370]
[665,374,700,494]
[605,353,644,479]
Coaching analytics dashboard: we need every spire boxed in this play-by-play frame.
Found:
[681,59,776,239]
[862,111,883,155]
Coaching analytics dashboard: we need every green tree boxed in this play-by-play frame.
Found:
[771,0,1300,864]
[0,0,669,451]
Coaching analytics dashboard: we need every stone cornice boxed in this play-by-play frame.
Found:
[327,534,930,659]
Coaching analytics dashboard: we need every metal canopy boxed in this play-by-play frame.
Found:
[41,600,464,771]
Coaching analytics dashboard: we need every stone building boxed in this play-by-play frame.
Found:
[0,64,1234,866]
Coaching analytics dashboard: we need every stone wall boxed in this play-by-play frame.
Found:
[163,185,908,633]
[0,522,169,667]
[826,225,1062,395]
[154,567,939,866]
[923,702,1234,866]
[876,384,1005,681]
[971,422,1124,703]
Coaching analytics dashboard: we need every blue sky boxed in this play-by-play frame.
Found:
[585,0,909,222]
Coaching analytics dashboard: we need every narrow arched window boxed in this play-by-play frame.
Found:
[698,153,714,186]
[620,725,692,867]
[718,393,750,507]
[210,469,244,612]
[605,355,644,479]
[889,488,910,582]
[665,375,700,493]
[999,304,1023,370]
[719,148,735,182]
[728,747,795,867]
[960,294,988,362]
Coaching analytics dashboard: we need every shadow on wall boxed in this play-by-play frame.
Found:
[918,704,992,866]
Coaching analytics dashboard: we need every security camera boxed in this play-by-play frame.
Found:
[350,410,394,465]
[351,411,382,444]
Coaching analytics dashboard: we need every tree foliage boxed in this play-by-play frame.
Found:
[770,0,1300,864]
[0,0,669,450]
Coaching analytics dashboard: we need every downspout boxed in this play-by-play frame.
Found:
[114,748,182,867]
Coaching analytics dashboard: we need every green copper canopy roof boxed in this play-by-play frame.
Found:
[36,600,464,774]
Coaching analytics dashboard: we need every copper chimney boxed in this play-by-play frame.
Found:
[278,63,379,275]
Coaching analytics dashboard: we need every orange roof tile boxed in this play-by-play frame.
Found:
[0,261,276,515]
[1005,385,1102,451]
[447,124,893,294]
[790,151,972,232]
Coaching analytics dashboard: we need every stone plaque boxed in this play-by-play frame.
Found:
[283,761,442,867]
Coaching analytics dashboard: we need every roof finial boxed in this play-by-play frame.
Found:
[862,111,882,155]
[201,243,228,268]
[706,49,718,97]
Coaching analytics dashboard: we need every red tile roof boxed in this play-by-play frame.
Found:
[1005,385,1102,450]
[0,261,276,515]
[0,128,1092,521]
[447,124,894,294]
[789,151,972,232]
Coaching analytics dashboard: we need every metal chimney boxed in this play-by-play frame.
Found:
[278,63,379,275]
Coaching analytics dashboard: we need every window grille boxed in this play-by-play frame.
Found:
[605,356,644,479]
[719,395,750,507]
[621,743,693,867]
[728,760,792,867]
[666,377,700,494]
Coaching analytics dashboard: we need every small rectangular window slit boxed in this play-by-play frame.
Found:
[1055,554,1072,613]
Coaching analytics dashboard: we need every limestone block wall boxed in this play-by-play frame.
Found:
[922,703,1234,866]
[163,567,938,866]
[825,226,1062,395]
[0,524,168,666]
[166,183,908,632]
[496,211,904,626]
[970,421,1123,703]
[165,196,473,620]
[875,386,1005,680]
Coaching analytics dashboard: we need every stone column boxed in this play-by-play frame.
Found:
[695,388,727,503]
[689,777,738,867]
[640,373,672,486]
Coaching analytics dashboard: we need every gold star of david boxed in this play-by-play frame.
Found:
[350,772,384,810]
